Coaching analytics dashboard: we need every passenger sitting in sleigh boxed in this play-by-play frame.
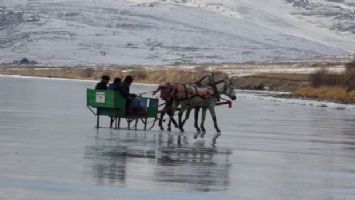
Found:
[118,75,143,116]
[95,75,110,90]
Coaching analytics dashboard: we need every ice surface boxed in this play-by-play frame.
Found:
[0,76,355,200]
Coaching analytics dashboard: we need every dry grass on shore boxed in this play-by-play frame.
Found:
[231,73,310,91]
[0,66,323,93]
[0,66,308,91]
[294,86,355,103]
[0,67,228,84]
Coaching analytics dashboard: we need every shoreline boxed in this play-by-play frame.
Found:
[0,66,225,83]
[1,73,354,109]
[0,65,306,88]
[0,63,354,104]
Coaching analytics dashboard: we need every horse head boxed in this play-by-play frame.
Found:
[216,79,236,100]
[225,80,237,100]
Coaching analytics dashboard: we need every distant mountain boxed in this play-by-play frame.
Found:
[0,0,354,66]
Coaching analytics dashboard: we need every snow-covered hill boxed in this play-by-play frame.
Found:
[0,0,354,66]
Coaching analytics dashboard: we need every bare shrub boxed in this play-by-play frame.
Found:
[311,67,346,87]
[310,68,329,87]
[344,58,355,87]
[310,58,355,90]
[345,58,355,71]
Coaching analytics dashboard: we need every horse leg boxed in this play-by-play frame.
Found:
[200,107,207,136]
[178,108,185,132]
[167,109,178,129]
[159,111,165,131]
[194,107,201,132]
[171,116,178,128]
[167,111,174,132]
[167,118,172,131]
[181,108,191,127]
[209,106,221,134]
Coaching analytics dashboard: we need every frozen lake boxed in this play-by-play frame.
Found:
[0,76,354,200]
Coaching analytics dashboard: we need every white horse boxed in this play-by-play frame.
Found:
[162,74,216,131]
[173,79,236,134]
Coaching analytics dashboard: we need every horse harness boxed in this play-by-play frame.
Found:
[174,83,220,102]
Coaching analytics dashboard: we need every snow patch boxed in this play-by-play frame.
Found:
[0,0,354,66]
[237,90,355,110]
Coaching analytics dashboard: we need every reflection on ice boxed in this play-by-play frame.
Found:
[84,131,232,192]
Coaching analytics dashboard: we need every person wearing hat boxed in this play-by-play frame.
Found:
[95,75,110,90]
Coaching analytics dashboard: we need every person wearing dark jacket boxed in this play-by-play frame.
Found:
[107,77,121,127]
[119,76,137,115]
[108,77,121,91]
[95,75,110,90]
[119,76,136,98]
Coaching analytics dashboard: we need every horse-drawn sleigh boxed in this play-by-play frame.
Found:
[86,75,236,134]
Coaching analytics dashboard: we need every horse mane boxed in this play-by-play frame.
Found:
[214,80,226,84]
[196,75,211,84]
